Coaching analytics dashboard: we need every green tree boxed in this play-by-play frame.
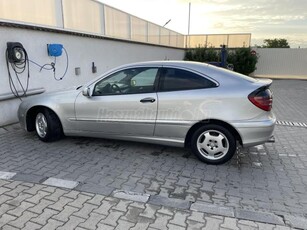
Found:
[262,38,290,48]
[184,47,219,62]
[227,48,258,75]
[184,47,258,75]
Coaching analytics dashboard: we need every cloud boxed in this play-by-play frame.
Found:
[190,0,307,47]
[100,0,307,47]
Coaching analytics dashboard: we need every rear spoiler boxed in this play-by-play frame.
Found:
[255,78,273,88]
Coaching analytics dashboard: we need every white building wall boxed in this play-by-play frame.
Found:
[253,48,307,77]
[0,26,185,126]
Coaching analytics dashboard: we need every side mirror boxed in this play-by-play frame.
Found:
[82,87,91,97]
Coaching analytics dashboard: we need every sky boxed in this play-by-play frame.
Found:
[100,0,307,48]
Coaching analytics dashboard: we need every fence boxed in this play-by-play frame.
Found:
[0,0,184,48]
[186,34,251,48]
[0,0,249,49]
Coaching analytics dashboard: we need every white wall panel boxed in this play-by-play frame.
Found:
[0,26,184,126]
[62,0,102,34]
[253,48,307,77]
[0,0,56,26]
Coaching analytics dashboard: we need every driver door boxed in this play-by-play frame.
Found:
[74,67,159,136]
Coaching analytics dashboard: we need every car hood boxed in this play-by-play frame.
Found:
[19,87,81,110]
[31,87,80,99]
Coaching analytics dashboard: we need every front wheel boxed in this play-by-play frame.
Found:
[35,109,63,142]
[191,124,236,164]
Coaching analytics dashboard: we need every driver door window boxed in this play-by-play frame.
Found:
[93,67,159,96]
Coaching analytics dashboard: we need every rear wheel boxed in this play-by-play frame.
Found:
[191,124,236,164]
[35,109,63,142]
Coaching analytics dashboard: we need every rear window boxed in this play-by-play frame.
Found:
[208,64,258,83]
[159,68,217,92]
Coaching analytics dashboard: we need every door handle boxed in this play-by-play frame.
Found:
[140,97,156,103]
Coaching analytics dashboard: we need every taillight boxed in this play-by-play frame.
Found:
[248,87,273,111]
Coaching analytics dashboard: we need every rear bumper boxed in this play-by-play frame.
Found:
[232,115,276,147]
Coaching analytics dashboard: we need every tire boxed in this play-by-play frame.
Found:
[35,108,63,142]
[191,124,236,164]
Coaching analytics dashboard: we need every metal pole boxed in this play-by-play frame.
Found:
[163,19,171,27]
[187,2,191,48]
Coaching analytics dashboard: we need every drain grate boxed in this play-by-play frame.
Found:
[276,120,307,128]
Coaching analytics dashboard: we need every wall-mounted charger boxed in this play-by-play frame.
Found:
[7,42,25,63]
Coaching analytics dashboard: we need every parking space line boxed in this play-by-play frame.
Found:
[42,177,79,189]
[113,190,150,203]
[276,120,307,128]
[0,171,16,180]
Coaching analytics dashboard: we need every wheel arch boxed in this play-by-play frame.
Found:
[25,106,61,132]
[185,119,242,147]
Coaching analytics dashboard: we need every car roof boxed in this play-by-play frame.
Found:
[120,60,258,84]
[120,60,209,68]
[85,60,259,89]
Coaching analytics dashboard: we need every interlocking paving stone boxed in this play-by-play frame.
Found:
[7,201,35,217]
[79,212,106,230]
[23,221,42,230]
[0,214,17,228]
[149,213,173,229]
[139,203,160,219]
[103,210,125,227]
[169,210,189,227]
[8,211,38,229]
[24,184,47,195]
[0,128,7,134]
[48,196,74,211]
[284,215,307,229]
[31,208,59,225]
[220,217,239,230]
[205,216,224,229]
[187,211,206,224]
[28,199,54,214]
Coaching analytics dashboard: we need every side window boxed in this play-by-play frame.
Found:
[132,69,157,86]
[159,68,216,92]
[93,67,158,96]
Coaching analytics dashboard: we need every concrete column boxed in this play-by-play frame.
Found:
[100,3,105,35]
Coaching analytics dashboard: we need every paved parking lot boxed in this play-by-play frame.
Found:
[271,80,307,123]
[0,79,307,229]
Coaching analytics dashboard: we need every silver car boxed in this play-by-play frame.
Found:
[18,61,275,164]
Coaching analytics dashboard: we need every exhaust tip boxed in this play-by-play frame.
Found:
[266,135,275,143]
